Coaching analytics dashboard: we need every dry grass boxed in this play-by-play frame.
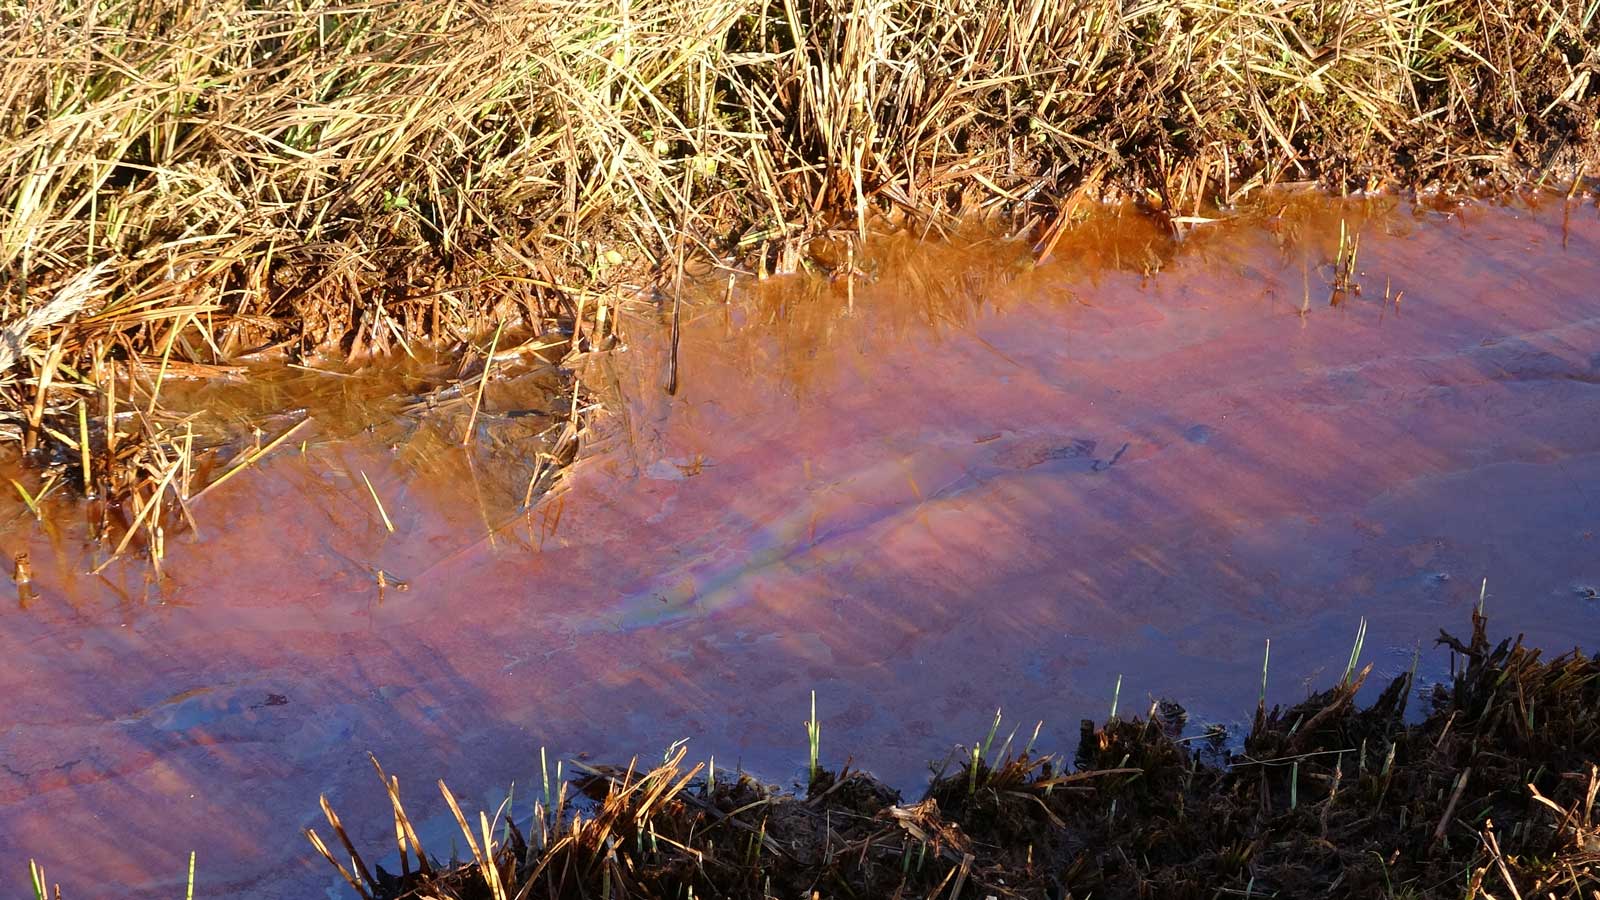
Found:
[2,0,1597,552]
[304,613,1600,900]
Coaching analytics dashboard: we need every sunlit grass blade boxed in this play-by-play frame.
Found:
[360,470,396,534]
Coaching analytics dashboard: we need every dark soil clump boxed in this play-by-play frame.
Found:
[315,612,1600,899]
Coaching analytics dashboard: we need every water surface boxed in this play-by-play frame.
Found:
[3,196,1599,897]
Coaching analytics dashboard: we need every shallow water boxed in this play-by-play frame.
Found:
[3,196,1599,897]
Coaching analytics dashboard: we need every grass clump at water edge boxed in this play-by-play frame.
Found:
[290,610,1600,900]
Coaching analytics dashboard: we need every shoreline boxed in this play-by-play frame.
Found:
[5,0,1598,549]
[307,612,1599,899]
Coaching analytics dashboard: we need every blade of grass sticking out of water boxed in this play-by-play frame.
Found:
[360,470,395,533]
[463,318,504,448]
[980,708,1002,761]
[29,859,45,900]
[1110,675,1123,721]
[76,399,91,493]
[1023,721,1043,758]
[186,850,195,900]
[144,313,188,418]
[553,760,567,826]
[751,818,767,867]
[806,691,820,784]
[190,418,309,504]
[1478,578,1489,616]
[11,479,41,519]
[438,781,495,898]
[369,755,428,879]
[501,782,515,846]
[1397,643,1421,723]
[996,724,1019,765]
[25,324,69,455]
[1342,618,1368,690]
[541,746,551,827]
[317,794,378,897]
[478,809,508,900]
[306,827,373,900]
[522,455,547,510]
[1260,639,1271,710]
[92,458,181,574]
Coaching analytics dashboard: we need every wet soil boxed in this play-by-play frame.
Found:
[329,611,1600,900]
[3,195,1600,897]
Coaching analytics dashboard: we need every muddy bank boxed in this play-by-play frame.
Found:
[6,0,1600,530]
[4,198,1600,897]
[314,612,1599,900]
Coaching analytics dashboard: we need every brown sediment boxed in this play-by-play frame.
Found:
[308,612,1598,900]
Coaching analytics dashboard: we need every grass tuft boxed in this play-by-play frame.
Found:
[308,612,1600,900]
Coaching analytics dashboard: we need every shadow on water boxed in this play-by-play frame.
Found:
[3,194,1600,897]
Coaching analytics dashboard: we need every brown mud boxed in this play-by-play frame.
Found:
[319,611,1600,900]
[4,196,1600,897]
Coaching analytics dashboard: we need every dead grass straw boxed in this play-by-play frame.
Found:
[4,0,1597,547]
[311,611,1598,900]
